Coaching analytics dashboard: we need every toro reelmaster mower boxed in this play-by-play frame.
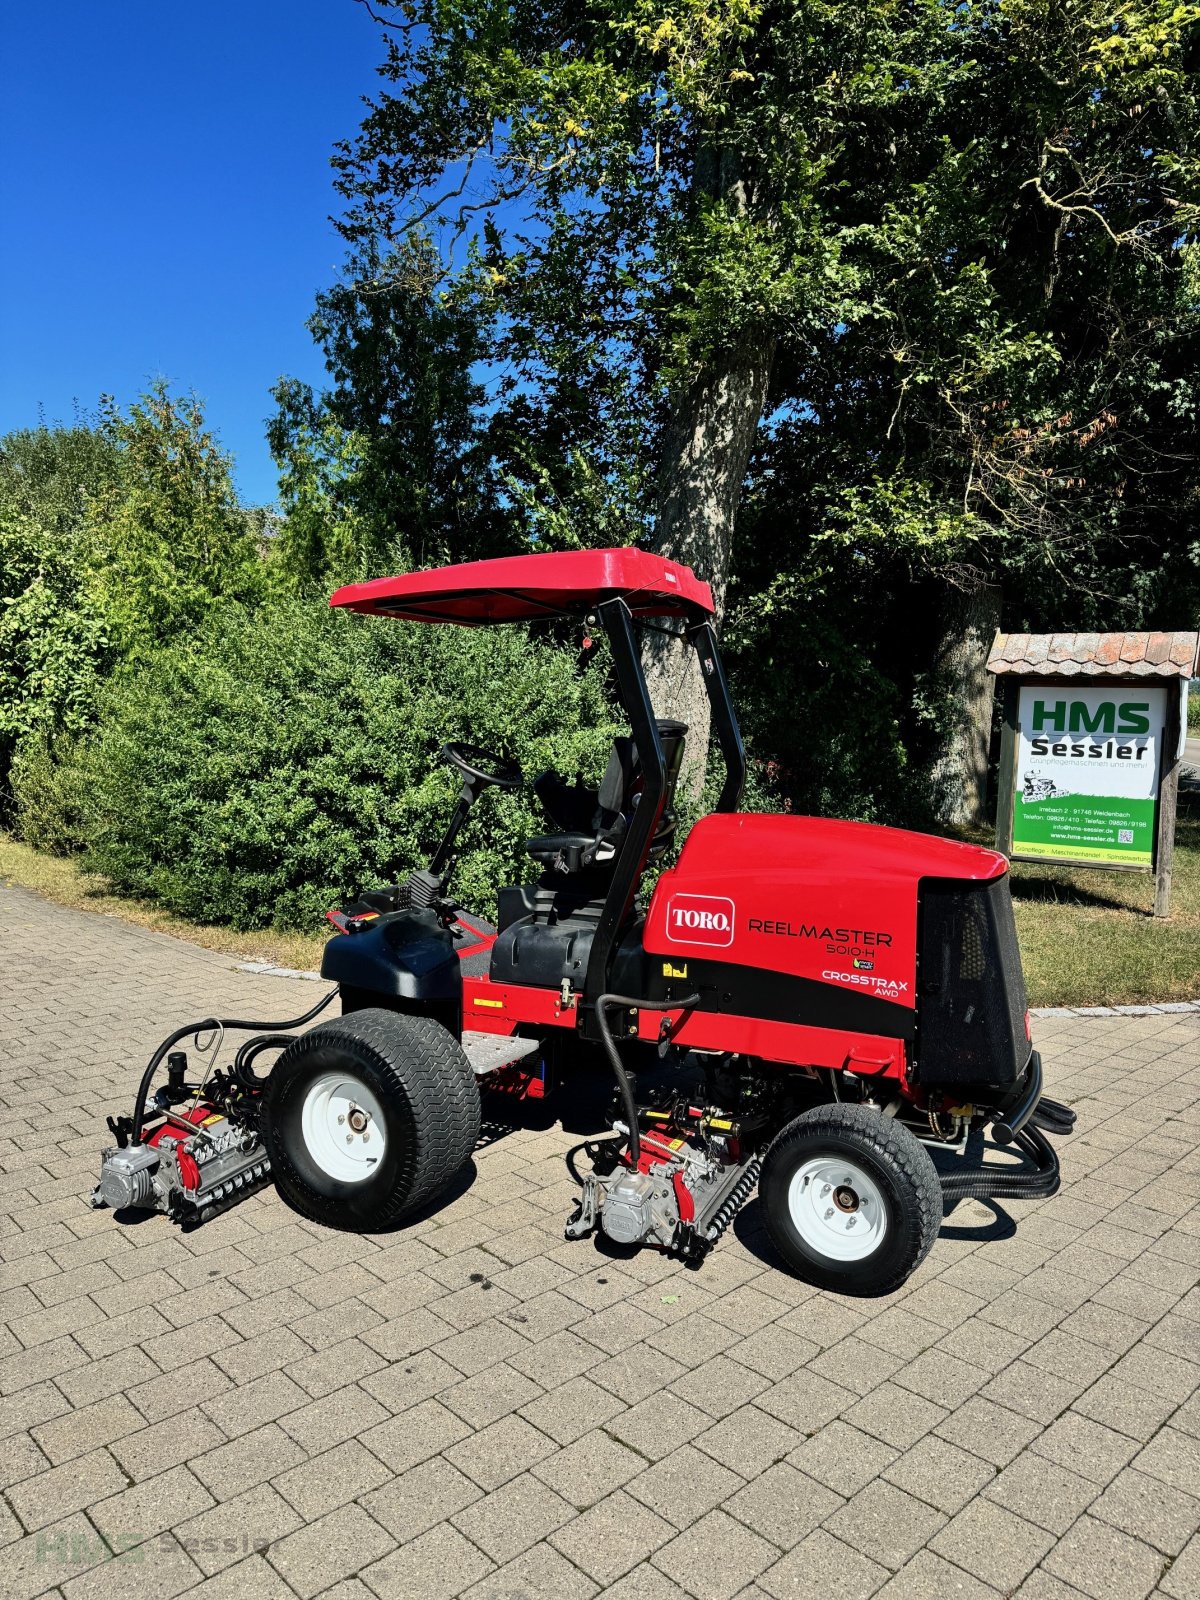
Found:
[92,548,1073,1296]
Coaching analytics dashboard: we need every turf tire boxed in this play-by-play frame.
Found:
[759,1103,943,1296]
[262,1008,480,1231]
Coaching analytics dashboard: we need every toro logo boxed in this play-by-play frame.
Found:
[667,894,735,948]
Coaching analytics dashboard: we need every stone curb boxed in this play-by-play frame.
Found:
[1030,999,1200,1018]
[236,960,326,982]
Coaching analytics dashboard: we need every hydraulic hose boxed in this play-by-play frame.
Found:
[233,1033,300,1088]
[131,987,339,1141]
[594,992,699,1165]
[939,1122,1061,1204]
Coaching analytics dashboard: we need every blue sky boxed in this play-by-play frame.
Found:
[1,1,385,505]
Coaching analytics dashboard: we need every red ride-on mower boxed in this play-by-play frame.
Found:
[92,548,1073,1295]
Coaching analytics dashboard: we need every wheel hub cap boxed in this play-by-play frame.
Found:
[787,1155,888,1262]
[301,1073,386,1184]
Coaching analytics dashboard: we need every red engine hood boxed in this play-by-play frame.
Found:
[643,813,1007,1008]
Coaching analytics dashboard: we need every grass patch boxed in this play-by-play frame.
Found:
[1006,783,1200,1008]
[0,833,328,974]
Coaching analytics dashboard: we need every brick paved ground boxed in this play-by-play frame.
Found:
[2,882,1199,1600]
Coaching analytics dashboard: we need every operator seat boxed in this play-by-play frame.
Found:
[488,720,689,992]
[524,720,688,875]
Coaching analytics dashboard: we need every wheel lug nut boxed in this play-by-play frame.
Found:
[337,1115,345,1125]
[825,1208,834,1219]
[821,1184,831,1197]
[346,1134,353,1143]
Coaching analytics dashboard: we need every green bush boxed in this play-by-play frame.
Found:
[0,508,108,794]
[15,597,620,930]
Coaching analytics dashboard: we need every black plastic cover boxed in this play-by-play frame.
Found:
[320,910,462,1003]
[916,876,1030,1089]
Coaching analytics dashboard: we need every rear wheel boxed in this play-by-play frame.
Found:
[262,1008,480,1231]
[759,1104,943,1296]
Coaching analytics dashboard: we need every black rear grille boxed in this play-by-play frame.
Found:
[916,875,1029,1089]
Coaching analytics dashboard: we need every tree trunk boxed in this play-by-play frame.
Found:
[642,142,775,798]
[928,580,1002,829]
[642,342,774,796]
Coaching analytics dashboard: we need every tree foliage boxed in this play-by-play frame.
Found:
[0,388,266,794]
[294,0,1200,816]
[21,597,619,929]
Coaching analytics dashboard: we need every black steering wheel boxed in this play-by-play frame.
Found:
[441,742,523,792]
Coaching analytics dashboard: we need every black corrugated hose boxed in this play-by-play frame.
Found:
[940,1121,1062,1203]
[131,988,340,1141]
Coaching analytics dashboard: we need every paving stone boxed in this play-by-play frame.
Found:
[1073,1374,1182,1442]
[669,1352,771,1418]
[872,1550,1002,1599]
[589,1344,688,1408]
[759,1527,891,1600]
[0,1381,71,1444]
[882,1434,995,1515]
[530,1429,648,1511]
[173,1480,302,1575]
[445,1411,559,1490]
[362,1520,494,1600]
[1042,1513,1167,1600]
[695,1403,803,1481]
[88,1461,215,1544]
[1031,1410,1142,1485]
[842,1382,948,1450]
[928,1498,1055,1592]
[29,1393,142,1466]
[755,1367,856,1434]
[549,1488,675,1585]
[459,1538,599,1599]
[655,1507,778,1600]
[361,1395,474,1475]
[272,1437,392,1521]
[517,1373,624,1444]
[1160,1531,1200,1600]
[6,1446,128,1532]
[730,1325,822,1381]
[786,1419,899,1497]
[6,872,1200,1600]
[1093,1466,1200,1557]
[985,1449,1099,1534]
[726,1460,842,1548]
[605,1390,711,1462]
[191,1422,308,1499]
[825,1478,947,1571]
[266,1502,395,1598]
[360,1452,483,1542]
[1130,1425,1200,1493]
[450,1470,575,1564]
[174,1552,294,1600]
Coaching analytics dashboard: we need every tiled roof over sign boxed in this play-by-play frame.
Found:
[986,631,1200,679]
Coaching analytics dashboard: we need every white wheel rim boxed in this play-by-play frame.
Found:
[787,1154,888,1263]
[300,1072,386,1184]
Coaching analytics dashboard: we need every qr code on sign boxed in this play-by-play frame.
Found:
[1118,828,1134,844]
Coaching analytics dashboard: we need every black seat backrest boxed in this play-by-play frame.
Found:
[592,737,637,832]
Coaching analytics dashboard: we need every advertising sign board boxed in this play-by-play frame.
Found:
[1011,684,1166,867]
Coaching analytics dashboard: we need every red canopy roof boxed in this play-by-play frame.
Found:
[329,547,714,626]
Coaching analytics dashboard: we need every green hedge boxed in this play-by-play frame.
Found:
[15,597,620,930]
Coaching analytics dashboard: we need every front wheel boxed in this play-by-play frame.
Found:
[262,1008,480,1231]
[758,1104,943,1296]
